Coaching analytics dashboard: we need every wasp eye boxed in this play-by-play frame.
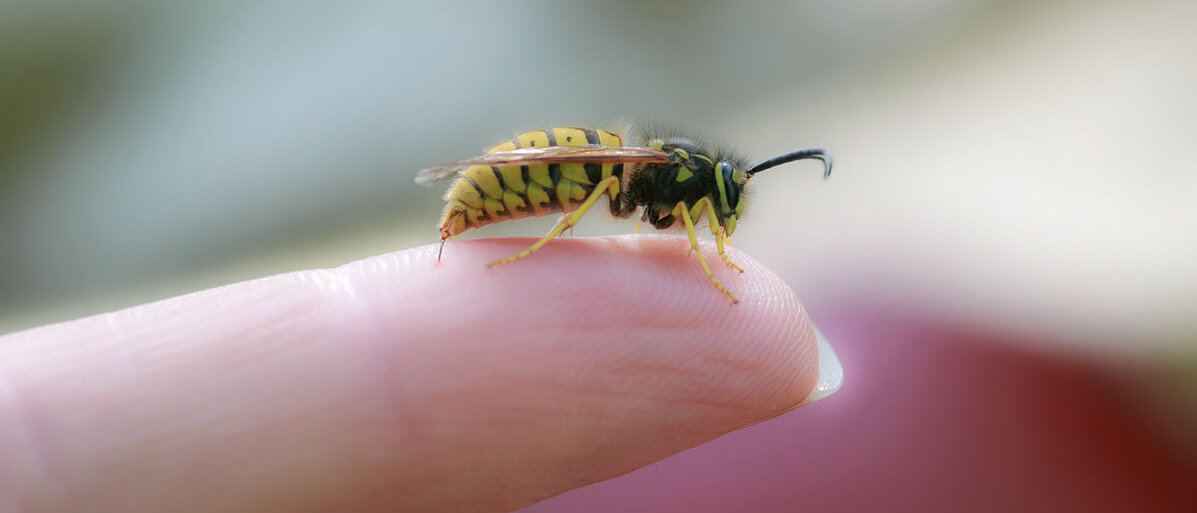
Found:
[719,161,740,211]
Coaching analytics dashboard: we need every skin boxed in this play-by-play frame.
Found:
[0,236,820,513]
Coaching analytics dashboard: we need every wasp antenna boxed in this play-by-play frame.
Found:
[748,148,832,179]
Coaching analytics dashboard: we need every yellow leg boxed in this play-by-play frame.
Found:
[691,198,744,273]
[488,176,620,268]
[634,220,643,234]
[675,201,739,304]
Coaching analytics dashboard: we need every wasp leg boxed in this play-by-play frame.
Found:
[488,176,620,268]
[674,201,739,304]
[690,198,744,273]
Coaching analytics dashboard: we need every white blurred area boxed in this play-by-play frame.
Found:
[739,0,1197,358]
[1,0,1194,365]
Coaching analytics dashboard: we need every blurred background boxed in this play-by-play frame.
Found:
[2,0,1195,511]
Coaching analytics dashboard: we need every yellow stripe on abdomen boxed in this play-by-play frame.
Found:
[465,165,504,199]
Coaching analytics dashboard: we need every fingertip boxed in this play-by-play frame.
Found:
[0,235,828,513]
[346,233,822,423]
[338,235,823,507]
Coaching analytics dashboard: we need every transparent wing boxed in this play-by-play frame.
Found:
[414,146,672,186]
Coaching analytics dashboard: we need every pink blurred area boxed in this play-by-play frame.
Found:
[521,309,1197,512]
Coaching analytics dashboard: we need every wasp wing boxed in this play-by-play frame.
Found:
[414,146,672,186]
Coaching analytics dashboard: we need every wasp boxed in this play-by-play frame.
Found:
[415,126,831,304]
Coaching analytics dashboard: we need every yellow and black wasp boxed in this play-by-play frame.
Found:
[415,125,831,304]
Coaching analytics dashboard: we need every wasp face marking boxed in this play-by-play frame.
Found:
[713,161,745,235]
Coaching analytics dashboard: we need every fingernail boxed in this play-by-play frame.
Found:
[801,324,844,405]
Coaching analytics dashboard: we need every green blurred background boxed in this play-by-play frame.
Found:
[3,0,880,328]
[3,0,1192,353]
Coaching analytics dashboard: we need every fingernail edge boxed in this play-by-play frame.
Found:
[801,325,844,405]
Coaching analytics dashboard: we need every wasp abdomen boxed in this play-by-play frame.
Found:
[438,127,626,239]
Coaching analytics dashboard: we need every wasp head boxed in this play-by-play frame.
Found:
[719,148,832,235]
[713,160,749,235]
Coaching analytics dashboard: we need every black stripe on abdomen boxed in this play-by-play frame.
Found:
[490,166,506,191]
[464,175,487,201]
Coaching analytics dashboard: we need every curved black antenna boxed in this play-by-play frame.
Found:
[748,148,832,179]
